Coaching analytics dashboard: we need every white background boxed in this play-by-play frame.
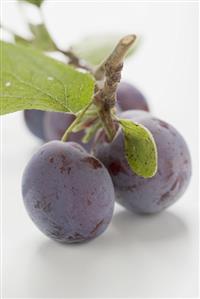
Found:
[1,1,199,298]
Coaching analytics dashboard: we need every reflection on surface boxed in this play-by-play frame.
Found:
[24,208,189,298]
[112,208,188,242]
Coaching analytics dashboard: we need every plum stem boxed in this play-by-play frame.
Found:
[61,101,93,142]
[82,120,101,143]
[94,34,137,141]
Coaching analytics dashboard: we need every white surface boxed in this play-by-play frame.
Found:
[1,1,199,298]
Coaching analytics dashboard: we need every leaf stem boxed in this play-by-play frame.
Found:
[58,48,93,72]
[61,101,93,142]
[37,8,89,70]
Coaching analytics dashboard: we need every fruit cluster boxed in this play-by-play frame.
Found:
[1,1,192,245]
[22,81,191,243]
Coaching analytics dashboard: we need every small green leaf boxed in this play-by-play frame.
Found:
[30,24,56,51]
[15,24,56,51]
[14,35,32,47]
[119,119,157,178]
[71,34,138,65]
[22,0,43,7]
[0,41,95,115]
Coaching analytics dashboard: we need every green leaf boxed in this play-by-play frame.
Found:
[14,35,32,47]
[30,24,56,51]
[119,119,157,178]
[0,41,95,115]
[15,24,56,51]
[22,0,44,7]
[71,34,138,65]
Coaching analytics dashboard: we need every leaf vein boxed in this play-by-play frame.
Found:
[5,71,67,111]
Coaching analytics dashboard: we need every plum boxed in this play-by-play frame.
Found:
[22,141,115,243]
[43,112,93,152]
[93,111,191,214]
[116,82,149,112]
[24,110,45,140]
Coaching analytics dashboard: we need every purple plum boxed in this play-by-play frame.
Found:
[22,141,115,243]
[93,110,191,214]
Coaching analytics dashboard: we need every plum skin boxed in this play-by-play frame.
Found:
[93,111,192,214]
[22,141,115,243]
[43,112,93,152]
[116,82,149,112]
[24,110,45,140]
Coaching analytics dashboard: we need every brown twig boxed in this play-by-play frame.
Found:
[93,34,137,140]
[58,48,93,73]
[94,35,136,80]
